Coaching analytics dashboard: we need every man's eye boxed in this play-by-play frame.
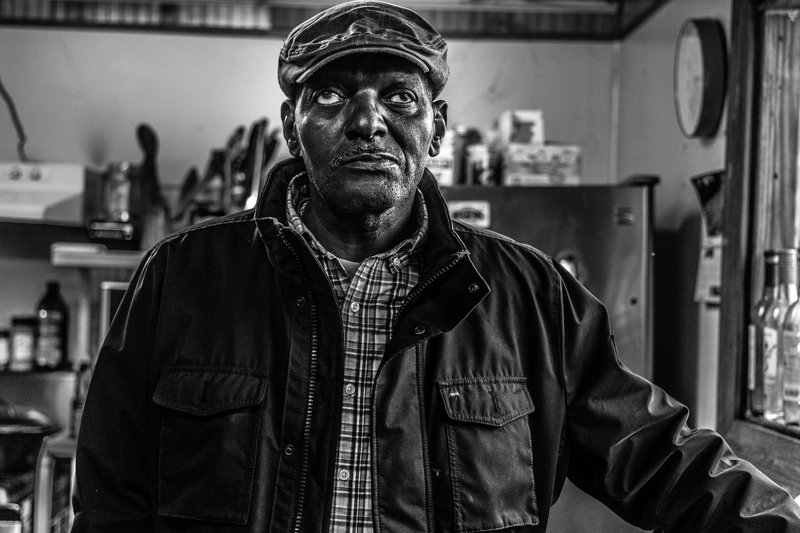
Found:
[315,90,344,105]
[386,91,416,104]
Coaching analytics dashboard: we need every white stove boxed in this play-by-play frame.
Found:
[0,162,83,225]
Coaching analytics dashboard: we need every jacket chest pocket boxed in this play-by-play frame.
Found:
[438,376,539,533]
[152,367,267,525]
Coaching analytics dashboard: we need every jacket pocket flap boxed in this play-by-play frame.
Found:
[153,368,267,417]
[439,377,534,427]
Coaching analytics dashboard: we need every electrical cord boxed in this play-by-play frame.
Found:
[0,70,29,162]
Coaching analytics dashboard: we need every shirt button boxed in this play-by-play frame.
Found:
[284,444,295,456]
[344,383,356,396]
[338,469,350,481]
[388,256,402,270]
[349,301,360,313]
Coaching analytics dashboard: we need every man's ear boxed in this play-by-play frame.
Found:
[281,99,302,158]
[429,100,448,157]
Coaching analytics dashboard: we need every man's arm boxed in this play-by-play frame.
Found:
[555,261,800,532]
[72,249,163,532]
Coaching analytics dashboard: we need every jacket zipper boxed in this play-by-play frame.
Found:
[280,237,465,530]
[279,230,319,533]
[391,252,467,332]
[375,252,465,532]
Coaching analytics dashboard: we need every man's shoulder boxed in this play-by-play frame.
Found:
[450,219,550,264]
[155,210,255,247]
[138,210,256,270]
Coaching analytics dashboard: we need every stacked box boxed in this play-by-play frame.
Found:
[503,143,582,186]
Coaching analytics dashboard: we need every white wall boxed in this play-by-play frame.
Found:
[444,40,615,183]
[617,0,732,430]
[618,0,730,230]
[0,28,614,188]
[0,28,288,187]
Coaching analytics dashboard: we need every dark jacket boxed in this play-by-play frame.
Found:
[73,157,800,532]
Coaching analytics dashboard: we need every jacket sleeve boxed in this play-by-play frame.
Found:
[556,262,800,532]
[72,248,164,532]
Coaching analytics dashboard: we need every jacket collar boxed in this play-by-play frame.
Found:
[254,157,490,351]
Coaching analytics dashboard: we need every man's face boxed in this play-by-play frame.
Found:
[281,54,447,217]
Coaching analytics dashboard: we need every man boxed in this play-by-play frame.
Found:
[72,1,800,531]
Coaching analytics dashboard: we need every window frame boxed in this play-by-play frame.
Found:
[719,0,800,497]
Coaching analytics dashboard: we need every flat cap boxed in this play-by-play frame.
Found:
[278,0,449,98]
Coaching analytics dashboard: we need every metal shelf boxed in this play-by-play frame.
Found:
[48,243,143,370]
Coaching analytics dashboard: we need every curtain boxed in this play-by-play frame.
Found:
[752,9,800,292]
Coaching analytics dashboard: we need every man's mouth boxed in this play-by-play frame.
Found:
[331,149,401,170]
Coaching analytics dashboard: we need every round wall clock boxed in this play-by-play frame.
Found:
[673,18,728,138]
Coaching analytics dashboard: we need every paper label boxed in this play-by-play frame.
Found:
[763,326,779,392]
[783,330,800,404]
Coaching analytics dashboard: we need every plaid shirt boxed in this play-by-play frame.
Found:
[286,174,428,532]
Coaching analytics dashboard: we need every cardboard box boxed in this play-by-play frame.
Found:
[502,143,582,186]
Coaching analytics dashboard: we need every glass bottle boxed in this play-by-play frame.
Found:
[9,316,36,372]
[781,250,800,425]
[34,280,69,370]
[763,248,798,421]
[105,161,132,222]
[748,250,779,415]
[0,329,9,371]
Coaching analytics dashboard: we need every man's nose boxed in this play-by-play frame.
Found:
[344,93,387,141]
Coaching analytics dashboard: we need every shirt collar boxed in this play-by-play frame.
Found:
[285,172,428,271]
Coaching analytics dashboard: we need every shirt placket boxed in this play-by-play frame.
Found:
[285,173,425,531]
[330,258,379,531]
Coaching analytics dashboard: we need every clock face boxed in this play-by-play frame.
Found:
[675,23,704,136]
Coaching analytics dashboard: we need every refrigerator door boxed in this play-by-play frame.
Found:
[442,184,653,379]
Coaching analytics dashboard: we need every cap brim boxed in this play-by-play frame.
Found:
[295,46,431,84]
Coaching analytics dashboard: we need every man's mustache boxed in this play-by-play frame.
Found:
[330,144,401,169]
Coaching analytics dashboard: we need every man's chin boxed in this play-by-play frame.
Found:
[324,180,406,208]
[333,194,395,216]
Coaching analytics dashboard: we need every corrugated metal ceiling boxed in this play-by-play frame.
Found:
[0,0,670,39]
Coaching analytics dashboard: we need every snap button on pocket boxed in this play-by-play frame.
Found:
[284,444,295,456]
[413,324,426,335]
[296,296,306,307]
[438,376,539,531]
[468,282,480,293]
